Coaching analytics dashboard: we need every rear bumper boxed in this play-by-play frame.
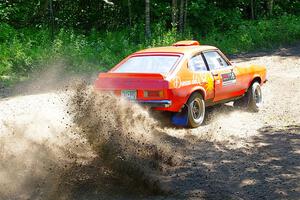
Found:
[136,100,172,108]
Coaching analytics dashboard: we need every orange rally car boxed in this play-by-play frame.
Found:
[94,40,267,128]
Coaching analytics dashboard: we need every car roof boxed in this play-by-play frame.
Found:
[135,45,218,55]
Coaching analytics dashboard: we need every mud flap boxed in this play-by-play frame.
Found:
[171,105,188,126]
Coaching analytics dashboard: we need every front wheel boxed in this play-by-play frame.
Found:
[234,81,262,112]
[248,82,262,112]
[187,93,205,128]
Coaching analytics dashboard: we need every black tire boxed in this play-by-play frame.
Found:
[248,82,262,112]
[187,93,205,128]
[234,81,262,112]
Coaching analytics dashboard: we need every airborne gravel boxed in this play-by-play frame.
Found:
[0,44,299,200]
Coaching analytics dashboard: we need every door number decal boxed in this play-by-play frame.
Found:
[221,71,236,86]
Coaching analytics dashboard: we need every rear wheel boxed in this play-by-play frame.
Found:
[187,93,205,128]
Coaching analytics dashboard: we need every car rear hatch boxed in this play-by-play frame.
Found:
[94,73,171,107]
[95,73,169,90]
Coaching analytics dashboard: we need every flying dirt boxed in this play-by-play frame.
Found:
[0,44,299,199]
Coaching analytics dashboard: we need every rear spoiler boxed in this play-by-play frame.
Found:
[98,72,165,79]
[95,72,169,90]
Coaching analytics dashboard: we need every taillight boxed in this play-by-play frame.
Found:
[144,90,164,98]
[114,90,121,96]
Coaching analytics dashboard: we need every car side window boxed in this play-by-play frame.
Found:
[203,51,229,70]
[188,54,207,72]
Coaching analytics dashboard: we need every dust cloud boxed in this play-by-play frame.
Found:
[0,80,177,199]
[0,92,88,199]
[68,82,177,193]
[0,46,300,199]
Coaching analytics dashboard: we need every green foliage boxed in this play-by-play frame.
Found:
[189,0,244,34]
[1,15,300,84]
[1,0,299,32]
[202,15,300,54]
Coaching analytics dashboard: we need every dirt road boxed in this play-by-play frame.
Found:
[0,44,299,200]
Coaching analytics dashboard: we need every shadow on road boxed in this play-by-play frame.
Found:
[49,125,300,200]
[164,125,300,199]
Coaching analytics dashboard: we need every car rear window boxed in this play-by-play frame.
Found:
[113,55,179,74]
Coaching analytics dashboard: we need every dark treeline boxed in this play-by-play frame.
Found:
[0,0,300,83]
[1,0,300,36]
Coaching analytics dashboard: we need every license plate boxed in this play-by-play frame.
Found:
[121,90,137,100]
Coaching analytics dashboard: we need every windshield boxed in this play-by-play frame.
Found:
[113,55,179,74]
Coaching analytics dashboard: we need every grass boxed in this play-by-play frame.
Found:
[203,15,300,54]
[0,15,300,86]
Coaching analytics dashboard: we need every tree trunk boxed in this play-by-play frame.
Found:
[128,0,132,28]
[49,0,54,40]
[145,0,151,39]
[179,0,184,34]
[171,0,177,28]
[29,0,49,25]
[250,0,255,19]
[268,0,274,16]
[184,0,188,31]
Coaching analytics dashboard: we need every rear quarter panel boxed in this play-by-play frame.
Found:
[159,57,214,112]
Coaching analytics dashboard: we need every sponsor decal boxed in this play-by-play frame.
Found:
[192,73,205,84]
[173,73,214,91]
[221,71,236,86]
[174,76,181,88]
[205,73,214,92]
[181,74,208,87]
[181,81,191,86]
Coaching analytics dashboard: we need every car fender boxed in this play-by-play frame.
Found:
[168,85,207,111]
[248,74,262,88]
[247,64,267,87]
[185,85,207,102]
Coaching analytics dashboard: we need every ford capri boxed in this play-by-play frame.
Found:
[94,40,267,128]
